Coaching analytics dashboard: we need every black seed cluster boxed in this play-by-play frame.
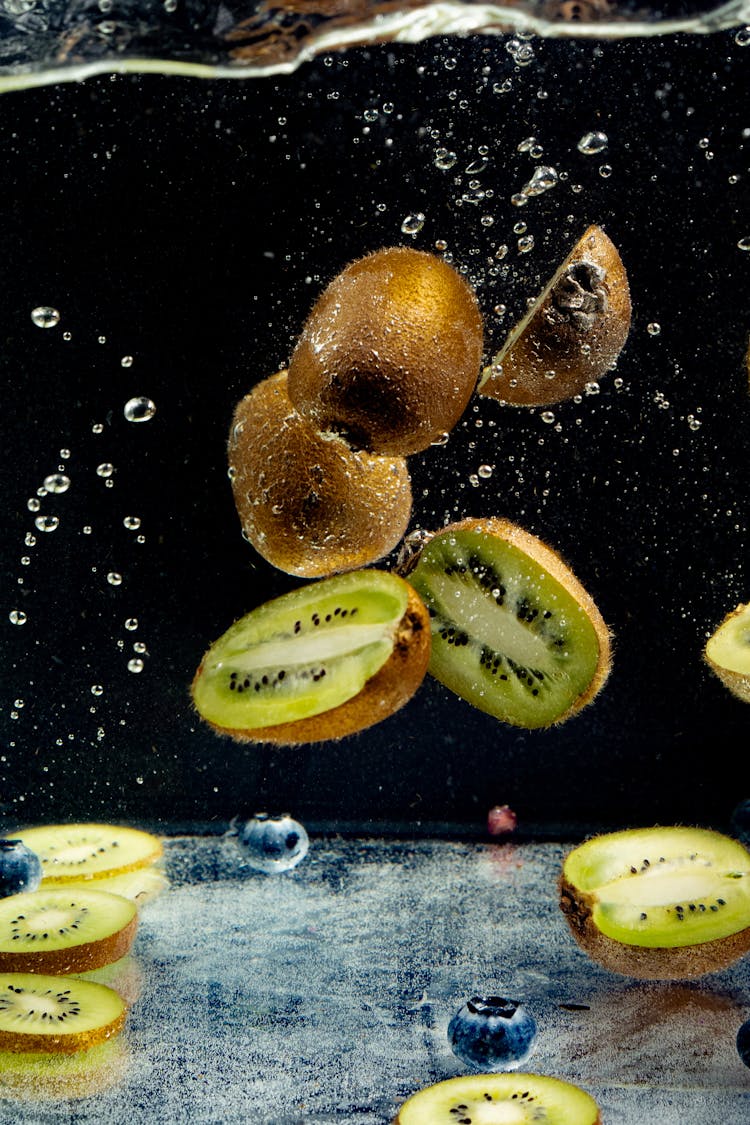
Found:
[9,902,88,941]
[0,984,81,1022]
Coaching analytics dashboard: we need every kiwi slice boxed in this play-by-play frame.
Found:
[704,601,750,703]
[11,823,163,883]
[191,568,431,744]
[479,224,631,407]
[0,1036,129,1099]
[0,972,126,1054]
[405,518,611,728]
[394,1073,601,1125]
[560,826,750,979]
[228,371,412,578]
[0,888,138,975]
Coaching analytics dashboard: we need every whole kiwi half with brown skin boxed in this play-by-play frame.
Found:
[704,601,750,703]
[229,371,412,578]
[286,246,484,456]
[479,224,631,407]
[191,569,431,745]
[559,826,750,980]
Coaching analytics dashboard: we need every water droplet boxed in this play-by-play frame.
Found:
[598,164,613,179]
[127,658,144,673]
[123,516,141,530]
[541,411,556,424]
[431,432,450,447]
[434,239,448,252]
[511,193,528,208]
[120,355,134,368]
[9,610,27,625]
[577,131,608,155]
[465,158,488,175]
[513,222,527,235]
[27,498,40,513]
[493,79,513,95]
[434,148,457,170]
[401,213,425,235]
[96,463,114,478]
[124,396,156,423]
[82,525,93,535]
[107,572,123,586]
[505,38,535,66]
[20,556,30,566]
[43,473,70,494]
[517,235,535,254]
[24,533,36,547]
[517,136,537,154]
[91,685,104,696]
[647,322,661,336]
[584,381,601,396]
[480,215,495,227]
[30,306,60,329]
[478,464,493,479]
[382,101,394,114]
[521,165,559,198]
[34,515,59,533]
[125,617,139,631]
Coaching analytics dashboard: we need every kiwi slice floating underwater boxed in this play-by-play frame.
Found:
[559,826,750,980]
[479,224,631,407]
[228,371,412,578]
[0,1036,129,1099]
[191,569,431,744]
[704,601,750,703]
[394,1073,601,1125]
[0,888,138,975]
[405,518,611,729]
[287,246,484,456]
[11,823,162,884]
[0,972,126,1054]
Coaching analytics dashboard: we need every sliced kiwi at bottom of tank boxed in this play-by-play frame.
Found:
[191,568,431,745]
[10,822,163,884]
[0,972,127,1054]
[406,518,611,729]
[559,826,750,979]
[0,888,138,975]
[0,1035,129,1099]
[394,1073,601,1125]
[704,601,750,703]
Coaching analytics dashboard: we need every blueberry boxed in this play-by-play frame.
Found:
[447,995,537,1071]
[0,839,43,897]
[737,1018,750,1069]
[237,813,309,874]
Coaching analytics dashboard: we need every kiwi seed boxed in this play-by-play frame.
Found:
[704,601,750,703]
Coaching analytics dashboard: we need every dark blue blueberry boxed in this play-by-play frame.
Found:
[737,1018,750,1069]
[447,995,537,1071]
[729,799,750,846]
[0,839,43,897]
[237,813,309,874]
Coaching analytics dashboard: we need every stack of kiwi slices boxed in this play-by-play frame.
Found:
[0,823,163,1056]
[394,1074,601,1125]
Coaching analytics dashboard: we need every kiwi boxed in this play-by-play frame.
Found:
[704,601,750,703]
[286,246,484,456]
[0,888,138,975]
[394,1073,601,1125]
[191,568,431,744]
[228,371,412,578]
[479,224,631,406]
[559,826,750,980]
[62,864,169,903]
[405,518,611,729]
[0,971,126,1053]
[0,1037,129,1099]
[11,823,163,883]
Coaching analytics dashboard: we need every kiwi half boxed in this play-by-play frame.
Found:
[287,246,484,456]
[704,601,750,703]
[0,888,138,975]
[228,371,412,578]
[0,972,126,1053]
[479,224,631,407]
[405,518,611,729]
[11,823,162,883]
[191,569,431,744]
[394,1073,601,1125]
[559,826,750,979]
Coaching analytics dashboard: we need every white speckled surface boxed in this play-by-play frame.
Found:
[1,835,748,1122]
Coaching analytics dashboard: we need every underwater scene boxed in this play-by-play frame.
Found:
[1,2,750,1119]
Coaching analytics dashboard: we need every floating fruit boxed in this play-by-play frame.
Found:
[0,840,42,898]
[236,813,309,873]
[393,1073,601,1125]
[479,224,631,406]
[228,371,411,578]
[287,246,484,455]
[704,601,750,703]
[559,826,750,979]
[10,823,162,884]
[0,972,126,1054]
[447,995,537,1070]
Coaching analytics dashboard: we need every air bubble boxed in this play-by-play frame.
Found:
[647,322,661,336]
[127,658,144,673]
[120,355,134,367]
[125,617,139,631]
[123,516,141,530]
[735,26,750,45]
[133,641,147,654]
[91,685,104,696]
[434,148,457,170]
[9,610,27,625]
[43,473,70,494]
[598,164,613,178]
[27,498,40,512]
[478,464,493,479]
[34,515,59,533]
[541,411,556,424]
[401,213,425,235]
[107,572,123,586]
[124,396,156,423]
[30,306,60,329]
[96,463,114,478]
[517,235,535,254]
[577,131,608,155]
[738,237,750,252]
[522,166,559,198]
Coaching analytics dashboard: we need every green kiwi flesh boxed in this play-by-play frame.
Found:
[394,1073,601,1125]
[191,569,430,743]
[10,823,163,883]
[406,518,610,729]
[0,889,138,975]
[560,826,750,979]
[0,972,127,1053]
[704,601,750,702]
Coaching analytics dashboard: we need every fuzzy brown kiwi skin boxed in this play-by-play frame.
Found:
[286,246,484,457]
[0,913,138,976]
[439,516,612,725]
[479,225,631,407]
[192,581,431,746]
[558,873,750,981]
[229,371,412,579]
[704,603,750,703]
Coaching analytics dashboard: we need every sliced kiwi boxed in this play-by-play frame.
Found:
[287,246,484,456]
[61,864,169,903]
[228,370,412,578]
[191,568,431,744]
[11,823,162,883]
[0,972,127,1054]
[394,1073,601,1125]
[560,826,750,979]
[405,518,611,729]
[704,602,750,703]
[0,888,138,975]
[0,1036,129,1099]
[479,224,631,407]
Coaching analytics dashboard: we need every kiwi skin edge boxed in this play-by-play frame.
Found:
[704,602,750,703]
[192,581,431,746]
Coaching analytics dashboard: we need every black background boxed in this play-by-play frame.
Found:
[1,29,749,839]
